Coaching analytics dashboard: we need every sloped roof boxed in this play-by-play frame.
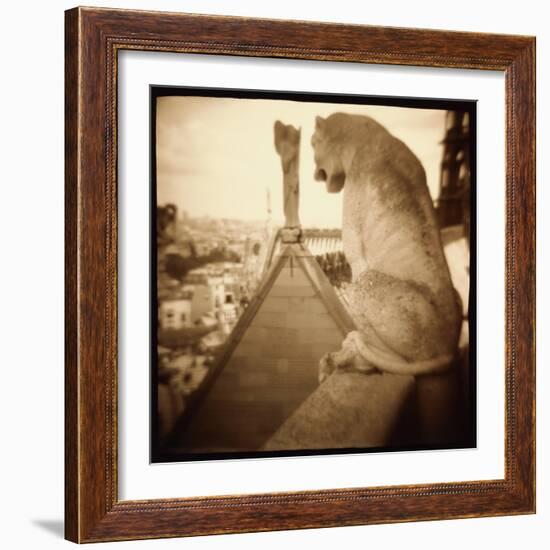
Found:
[263,228,344,274]
[166,241,356,455]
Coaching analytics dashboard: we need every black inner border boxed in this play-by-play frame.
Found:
[149,85,477,464]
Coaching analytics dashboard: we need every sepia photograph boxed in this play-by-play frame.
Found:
[58,5,537,543]
[151,87,476,462]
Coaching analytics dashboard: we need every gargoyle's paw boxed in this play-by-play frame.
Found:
[318,352,336,384]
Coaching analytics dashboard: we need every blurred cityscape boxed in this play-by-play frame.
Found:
[156,207,266,433]
[155,204,355,438]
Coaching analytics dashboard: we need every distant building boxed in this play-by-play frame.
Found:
[189,284,215,324]
[207,275,226,309]
[159,298,192,330]
[221,295,238,332]
[436,110,471,234]
[182,268,237,325]
[157,273,183,302]
[184,269,208,286]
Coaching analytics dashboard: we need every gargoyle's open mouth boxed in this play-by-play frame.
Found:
[314,167,327,181]
[327,172,345,193]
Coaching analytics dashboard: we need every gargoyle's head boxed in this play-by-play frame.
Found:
[311,115,346,193]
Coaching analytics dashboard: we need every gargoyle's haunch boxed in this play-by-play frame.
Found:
[312,113,462,381]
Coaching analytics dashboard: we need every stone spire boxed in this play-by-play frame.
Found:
[274,120,301,243]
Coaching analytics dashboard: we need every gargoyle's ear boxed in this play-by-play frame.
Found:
[315,116,325,130]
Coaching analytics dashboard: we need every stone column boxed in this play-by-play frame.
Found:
[274,120,301,243]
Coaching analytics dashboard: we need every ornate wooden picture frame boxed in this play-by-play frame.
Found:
[65,6,535,543]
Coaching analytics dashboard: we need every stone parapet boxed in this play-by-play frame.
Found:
[263,370,415,451]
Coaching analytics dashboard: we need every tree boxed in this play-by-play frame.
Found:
[165,253,196,281]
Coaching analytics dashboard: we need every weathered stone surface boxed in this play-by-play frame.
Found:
[415,365,467,446]
[311,113,462,377]
[263,370,415,451]
[274,121,301,229]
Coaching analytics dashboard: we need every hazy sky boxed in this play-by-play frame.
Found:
[156,96,447,228]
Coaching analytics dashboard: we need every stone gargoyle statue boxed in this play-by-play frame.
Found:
[311,113,462,382]
[274,120,301,232]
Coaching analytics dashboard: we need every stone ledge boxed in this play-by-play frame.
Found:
[262,370,415,450]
